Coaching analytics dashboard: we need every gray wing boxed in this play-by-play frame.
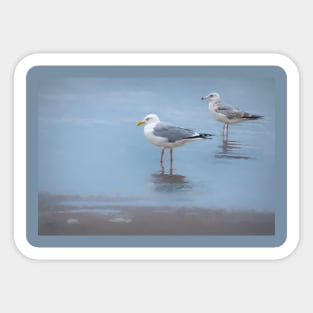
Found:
[216,104,247,119]
[153,122,197,142]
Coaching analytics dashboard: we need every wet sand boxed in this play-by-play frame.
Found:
[38,193,275,236]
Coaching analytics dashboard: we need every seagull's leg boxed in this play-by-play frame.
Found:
[222,124,226,137]
[160,148,165,165]
[225,124,229,138]
[160,163,165,173]
[170,148,173,175]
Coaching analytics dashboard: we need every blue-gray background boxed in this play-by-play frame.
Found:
[28,66,286,246]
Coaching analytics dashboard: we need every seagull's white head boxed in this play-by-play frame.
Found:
[201,92,221,102]
[136,114,160,126]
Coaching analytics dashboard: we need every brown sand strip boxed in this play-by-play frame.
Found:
[39,205,274,236]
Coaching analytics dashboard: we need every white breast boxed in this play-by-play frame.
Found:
[144,123,168,147]
[209,104,229,123]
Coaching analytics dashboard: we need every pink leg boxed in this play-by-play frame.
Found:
[160,148,165,164]
[170,148,173,168]
[223,124,229,137]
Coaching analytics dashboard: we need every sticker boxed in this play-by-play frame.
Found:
[14,53,299,260]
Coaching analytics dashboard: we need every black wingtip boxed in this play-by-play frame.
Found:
[200,133,214,139]
[242,112,263,120]
[249,115,263,120]
[186,133,214,140]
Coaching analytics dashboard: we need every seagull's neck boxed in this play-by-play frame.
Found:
[209,99,220,109]
[210,98,220,105]
[144,122,157,131]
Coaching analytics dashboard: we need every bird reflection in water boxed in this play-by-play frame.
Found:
[150,169,192,193]
[215,137,250,160]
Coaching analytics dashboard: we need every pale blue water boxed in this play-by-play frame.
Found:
[37,67,279,213]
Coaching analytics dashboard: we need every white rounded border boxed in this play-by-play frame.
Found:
[14,53,299,260]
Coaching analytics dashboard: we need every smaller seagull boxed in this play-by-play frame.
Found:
[201,92,263,136]
[136,114,213,169]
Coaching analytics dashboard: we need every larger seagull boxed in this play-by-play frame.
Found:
[201,92,262,136]
[136,114,213,168]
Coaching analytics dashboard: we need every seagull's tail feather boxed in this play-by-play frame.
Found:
[188,133,214,140]
[200,133,214,139]
[242,113,263,120]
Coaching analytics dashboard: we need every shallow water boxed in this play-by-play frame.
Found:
[37,67,280,223]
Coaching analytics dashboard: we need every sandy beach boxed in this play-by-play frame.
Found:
[38,193,275,236]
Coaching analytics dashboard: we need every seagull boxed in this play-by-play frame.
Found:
[136,114,213,168]
[201,92,262,136]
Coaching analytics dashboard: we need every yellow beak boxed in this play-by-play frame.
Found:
[136,120,145,126]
